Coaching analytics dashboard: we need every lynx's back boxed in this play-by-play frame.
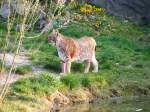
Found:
[76,37,96,61]
[56,36,96,62]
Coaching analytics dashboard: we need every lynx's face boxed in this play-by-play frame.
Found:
[48,30,60,46]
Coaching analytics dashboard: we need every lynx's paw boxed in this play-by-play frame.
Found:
[92,70,98,73]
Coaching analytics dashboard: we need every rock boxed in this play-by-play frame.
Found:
[49,91,70,112]
[1,0,40,17]
[57,0,66,6]
[16,24,32,31]
[110,89,121,97]
[33,7,48,32]
[41,19,53,33]
[68,89,93,103]
[65,0,75,4]
[1,0,13,18]
[35,19,48,31]
[10,0,26,15]
[78,0,150,24]
[0,53,30,66]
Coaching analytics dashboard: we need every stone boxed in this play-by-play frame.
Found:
[10,0,27,15]
[78,0,150,24]
[49,91,70,112]
[1,0,40,17]
[1,0,13,18]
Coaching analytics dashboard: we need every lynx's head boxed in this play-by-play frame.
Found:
[48,30,61,46]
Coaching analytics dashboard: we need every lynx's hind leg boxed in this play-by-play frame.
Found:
[91,53,98,73]
[84,60,91,73]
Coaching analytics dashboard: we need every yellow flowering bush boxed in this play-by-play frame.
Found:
[93,6,105,13]
[73,13,83,21]
[75,4,108,31]
[80,4,104,14]
[95,21,101,29]
[80,4,93,14]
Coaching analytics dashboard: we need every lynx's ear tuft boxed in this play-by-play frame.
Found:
[56,29,60,36]
[52,29,59,35]
[55,29,59,33]
[52,29,55,33]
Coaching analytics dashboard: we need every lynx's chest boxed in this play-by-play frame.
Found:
[57,44,67,61]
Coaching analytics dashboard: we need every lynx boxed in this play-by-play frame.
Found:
[48,30,98,74]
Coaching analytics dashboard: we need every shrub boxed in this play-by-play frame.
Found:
[60,75,81,90]
[80,76,91,87]
[60,75,93,89]
[80,4,104,14]
[15,65,32,75]
[80,4,93,14]
[11,72,61,96]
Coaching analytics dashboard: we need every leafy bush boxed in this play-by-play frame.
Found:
[60,74,93,89]
[15,65,32,75]
[80,4,104,14]
[80,76,91,87]
[60,75,81,90]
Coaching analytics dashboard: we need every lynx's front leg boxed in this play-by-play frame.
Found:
[66,60,71,73]
[60,61,66,74]
[58,48,68,74]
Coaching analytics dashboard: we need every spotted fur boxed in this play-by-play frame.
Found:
[48,30,98,74]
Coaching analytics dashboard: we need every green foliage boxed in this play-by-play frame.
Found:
[30,51,60,72]
[60,74,108,89]
[60,75,81,90]
[80,4,104,14]
[59,23,97,38]
[11,72,61,96]
[80,76,91,87]
[15,65,32,75]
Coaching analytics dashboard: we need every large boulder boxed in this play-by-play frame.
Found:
[79,0,150,24]
[1,0,40,17]
[1,0,13,18]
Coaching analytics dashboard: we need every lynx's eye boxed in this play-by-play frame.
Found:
[48,37,54,43]
[48,36,56,46]
[48,37,52,43]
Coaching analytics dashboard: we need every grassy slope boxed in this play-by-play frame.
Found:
[0,14,150,111]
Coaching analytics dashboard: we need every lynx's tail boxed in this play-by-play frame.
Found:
[95,45,97,51]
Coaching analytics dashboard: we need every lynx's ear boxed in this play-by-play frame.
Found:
[53,29,59,33]
[52,29,59,36]
[55,29,60,37]
[52,29,55,33]
[55,29,59,33]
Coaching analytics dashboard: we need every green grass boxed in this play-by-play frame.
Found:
[10,71,150,98]
[11,13,149,98]
[0,8,150,111]
[11,72,62,96]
